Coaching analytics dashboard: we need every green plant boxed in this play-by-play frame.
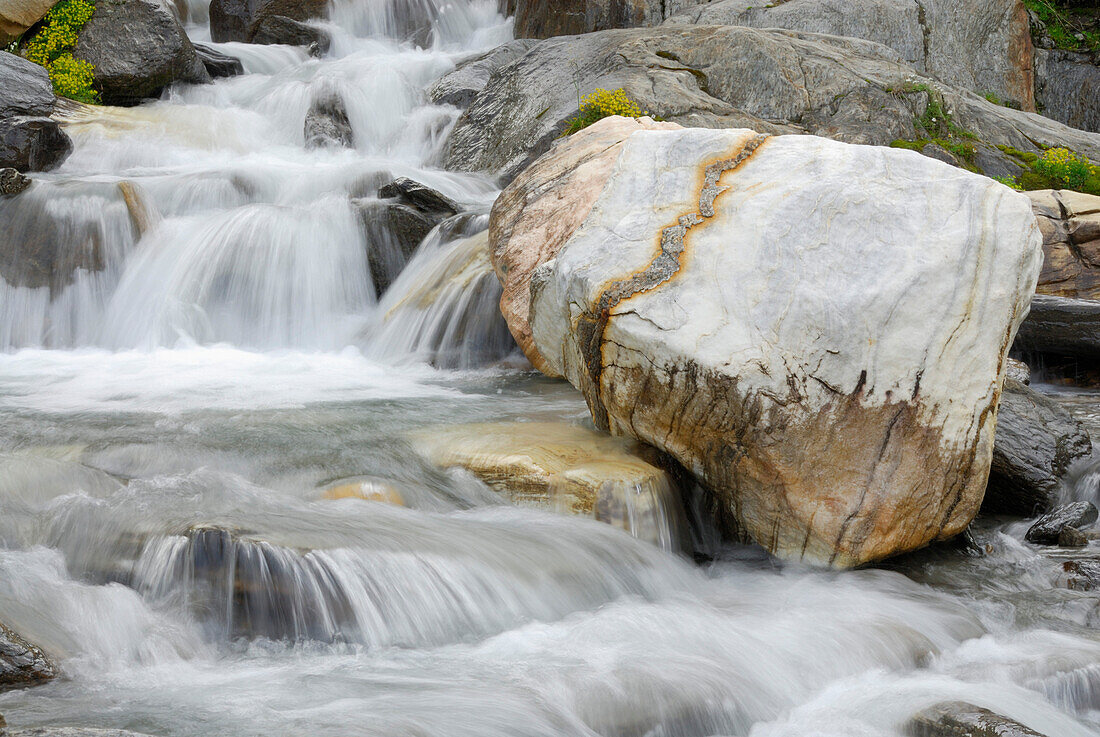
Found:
[1023,0,1100,53]
[993,175,1024,190]
[563,88,651,135]
[1033,147,1095,190]
[20,0,99,104]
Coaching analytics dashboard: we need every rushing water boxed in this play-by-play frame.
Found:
[0,1,1099,736]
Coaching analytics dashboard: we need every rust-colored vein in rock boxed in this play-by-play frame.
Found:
[576,133,771,429]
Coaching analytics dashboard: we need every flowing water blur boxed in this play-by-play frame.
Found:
[0,1,1099,735]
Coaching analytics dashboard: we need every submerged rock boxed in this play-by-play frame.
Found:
[906,701,1047,737]
[984,379,1092,516]
[3,731,157,737]
[74,0,210,106]
[1025,501,1099,545]
[0,621,58,692]
[378,178,459,218]
[411,421,688,550]
[321,478,405,506]
[1027,190,1100,302]
[501,118,1042,567]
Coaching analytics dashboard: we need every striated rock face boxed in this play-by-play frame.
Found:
[500,0,694,39]
[1034,48,1100,134]
[74,0,210,106]
[428,39,537,110]
[985,379,1092,516]
[489,116,681,375]
[502,119,1042,566]
[666,0,1036,111]
[411,421,689,550]
[443,25,1100,186]
[1027,190,1100,301]
[0,621,58,692]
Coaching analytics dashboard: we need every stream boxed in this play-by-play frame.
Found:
[0,1,1098,735]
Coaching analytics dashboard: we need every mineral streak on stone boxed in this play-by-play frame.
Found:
[522,120,1042,567]
[576,133,769,430]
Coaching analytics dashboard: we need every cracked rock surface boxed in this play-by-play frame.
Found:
[496,117,1043,567]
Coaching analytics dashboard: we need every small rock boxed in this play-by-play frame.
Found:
[1058,527,1088,547]
[0,167,30,196]
[193,43,244,78]
[0,116,73,173]
[304,88,354,149]
[1063,559,1100,590]
[906,701,1047,736]
[249,15,330,56]
[0,621,58,692]
[1005,357,1030,385]
[378,177,459,218]
[1025,501,1099,545]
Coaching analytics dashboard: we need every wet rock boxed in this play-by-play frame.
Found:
[443,25,1100,186]
[1013,294,1100,362]
[1025,501,1099,545]
[0,52,55,119]
[304,88,354,149]
[321,478,405,505]
[489,115,681,375]
[0,621,58,692]
[352,182,459,296]
[74,0,211,106]
[428,40,537,110]
[504,118,1042,567]
[983,379,1092,516]
[1025,190,1100,302]
[249,15,329,55]
[1058,526,1088,547]
[665,0,1037,112]
[906,701,1047,737]
[410,421,688,549]
[0,167,30,196]
[209,0,327,43]
[1063,558,1100,589]
[1006,357,1031,385]
[0,117,73,173]
[193,43,244,78]
[0,53,72,173]
[378,177,459,219]
[1034,48,1100,134]
[501,0,691,39]
[0,0,56,45]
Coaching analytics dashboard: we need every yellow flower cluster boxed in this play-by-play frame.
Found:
[1035,147,1094,191]
[21,0,99,104]
[564,88,651,135]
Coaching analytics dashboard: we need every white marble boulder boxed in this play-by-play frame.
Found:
[495,117,1043,567]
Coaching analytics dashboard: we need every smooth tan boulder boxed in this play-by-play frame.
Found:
[321,478,406,506]
[489,116,681,375]
[411,421,688,551]
[499,118,1042,567]
[0,0,56,43]
[1027,189,1100,301]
